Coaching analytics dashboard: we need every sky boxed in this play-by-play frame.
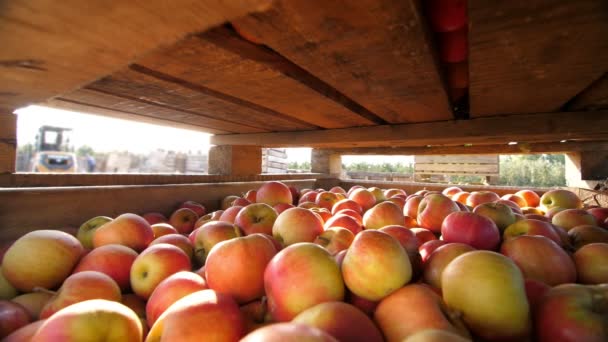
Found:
[14,105,412,164]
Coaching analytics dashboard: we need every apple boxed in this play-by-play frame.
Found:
[587,207,608,228]
[451,191,470,205]
[240,323,337,342]
[552,209,597,231]
[363,201,405,230]
[404,329,471,342]
[206,234,277,304]
[121,293,146,319]
[333,208,363,224]
[347,185,365,197]
[314,227,355,255]
[423,243,475,290]
[73,244,138,292]
[331,199,363,215]
[524,279,551,314]
[410,228,437,244]
[289,186,301,205]
[342,230,411,301]
[419,240,447,263]
[315,191,340,211]
[404,195,423,219]
[298,201,318,209]
[379,225,419,254]
[545,207,565,219]
[515,189,541,207]
[150,223,178,238]
[453,201,469,212]
[417,194,460,233]
[264,243,344,321]
[524,213,550,222]
[240,299,271,333]
[0,268,18,300]
[32,299,143,341]
[77,216,112,249]
[329,186,346,194]
[192,221,242,266]
[496,199,524,214]
[368,187,387,203]
[11,292,53,320]
[472,202,516,232]
[293,302,383,342]
[299,191,319,204]
[169,207,198,234]
[348,188,377,212]
[346,291,378,317]
[3,319,45,342]
[466,191,500,207]
[569,224,608,250]
[441,212,500,250]
[536,284,608,342]
[178,200,206,217]
[220,195,239,210]
[374,284,470,341]
[146,271,208,327]
[234,203,278,236]
[2,230,84,292]
[500,194,527,208]
[272,208,324,246]
[40,271,121,319]
[244,190,257,203]
[150,233,194,259]
[540,189,583,212]
[142,212,168,225]
[385,188,407,198]
[130,243,191,299]
[232,197,252,208]
[503,219,562,246]
[501,235,576,286]
[442,251,531,340]
[0,300,30,338]
[93,213,154,252]
[573,243,608,284]
[257,181,293,207]
[218,205,243,223]
[273,203,294,214]
[442,186,462,197]
[386,196,406,211]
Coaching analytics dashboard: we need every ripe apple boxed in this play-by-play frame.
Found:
[206,234,277,304]
[315,191,340,211]
[417,194,460,233]
[525,213,549,222]
[324,214,363,236]
[385,188,407,198]
[244,189,257,203]
[587,207,608,228]
[472,202,516,232]
[545,206,566,219]
[192,221,242,265]
[40,271,121,319]
[298,201,318,209]
[342,230,411,301]
[501,235,576,286]
[363,201,405,230]
[404,329,471,342]
[501,194,527,208]
[404,195,423,219]
[256,181,293,207]
[3,230,84,292]
[419,240,447,263]
[11,292,53,320]
[515,189,541,207]
[503,219,563,245]
[348,188,377,212]
[314,227,355,255]
[299,191,319,204]
[3,319,45,342]
[0,268,18,300]
[568,224,608,249]
[289,186,301,204]
[178,200,206,217]
[573,243,608,284]
[540,189,583,212]
[347,185,365,197]
[330,186,346,194]
[33,299,143,341]
[379,225,419,254]
[535,284,608,342]
[220,195,238,210]
[146,271,208,327]
[466,191,500,207]
[240,322,337,342]
[386,196,406,211]
[264,243,344,321]
[374,284,470,341]
[130,243,191,299]
[168,207,198,234]
[150,223,178,238]
[451,191,470,205]
[272,208,324,246]
[73,244,138,292]
[150,233,194,259]
[93,213,154,252]
[552,209,597,231]
[442,251,531,341]
[410,228,437,244]
[331,199,363,215]
[0,300,30,338]
[368,187,387,203]
[273,203,294,214]
[234,203,278,236]
[441,212,500,250]
[423,243,475,290]
[240,298,271,333]
[335,208,363,224]
[77,216,112,249]
[442,186,462,197]
[194,209,224,228]
[293,302,383,342]
[218,205,243,223]
[496,199,524,214]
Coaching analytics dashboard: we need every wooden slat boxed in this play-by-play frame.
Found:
[136,28,379,129]
[59,89,266,134]
[0,114,17,174]
[232,0,453,123]
[414,163,499,175]
[0,0,272,110]
[86,68,317,132]
[469,0,608,116]
[210,110,608,148]
[415,155,498,164]
[567,73,608,111]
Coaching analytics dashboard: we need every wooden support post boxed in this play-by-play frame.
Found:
[565,151,608,189]
[208,145,261,176]
[311,149,342,177]
[0,112,17,174]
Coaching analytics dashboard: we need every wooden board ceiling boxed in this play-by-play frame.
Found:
[12,0,608,149]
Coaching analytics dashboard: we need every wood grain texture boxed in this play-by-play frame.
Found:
[210,110,608,148]
[0,0,272,110]
[0,114,17,174]
[136,28,380,128]
[232,0,452,123]
[567,73,608,111]
[469,0,608,116]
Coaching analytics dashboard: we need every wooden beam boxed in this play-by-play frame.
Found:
[232,0,453,124]
[208,145,262,176]
[210,110,608,148]
[311,149,342,177]
[0,113,17,174]
[567,73,608,111]
[0,0,272,110]
[469,0,608,116]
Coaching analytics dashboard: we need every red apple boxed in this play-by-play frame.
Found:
[441,212,500,250]
[451,191,470,205]
[500,194,527,208]
[93,213,154,252]
[234,203,278,236]
[192,221,242,266]
[257,181,293,207]
[299,191,319,204]
[149,233,194,259]
[329,186,346,194]
[403,329,471,342]
[244,190,257,203]
[472,202,516,232]
[348,188,377,212]
[218,205,243,223]
[178,200,206,217]
[311,207,332,224]
[385,188,407,198]
[404,195,423,219]
[288,186,300,205]
[194,210,224,228]
[496,199,524,214]
[466,191,500,207]
[410,228,437,245]
[568,225,608,249]
[142,212,167,225]
[316,191,340,211]
[515,189,541,208]
[11,292,53,320]
[313,227,355,255]
[272,208,324,246]
[273,203,294,214]
[573,243,608,284]
[346,292,378,317]
[501,235,576,286]
[73,244,138,292]
[363,201,405,230]
[3,319,45,342]
[503,218,562,245]
[333,209,363,225]
[442,186,462,197]
[552,209,597,231]
[368,187,387,203]
[419,240,447,263]
[331,199,363,215]
[379,225,419,254]
[150,223,178,238]
[232,197,252,207]
[418,194,460,233]
[423,243,475,290]
[77,216,113,249]
[524,214,550,222]
[0,301,30,338]
[524,279,551,314]
[587,207,608,228]
[241,323,337,342]
[540,189,583,212]
[347,185,365,197]
[169,207,198,234]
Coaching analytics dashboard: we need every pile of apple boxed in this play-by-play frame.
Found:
[1,181,607,341]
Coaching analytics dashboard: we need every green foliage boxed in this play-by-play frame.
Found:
[288,161,311,171]
[76,145,95,157]
[498,154,565,187]
[343,162,414,173]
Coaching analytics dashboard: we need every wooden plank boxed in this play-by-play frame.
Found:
[414,163,499,175]
[59,89,266,134]
[415,155,498,164]
[0,0,272,110]
[265,148,288,159]
[0,114,17,174]
[210,110,608,148]
[469,0,608,116]
[232,0,452,124]
[0,179,314,242]
[567,73,608,111]
[136,29,380,129]
[86,68,317,132]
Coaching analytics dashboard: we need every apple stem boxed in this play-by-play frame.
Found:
[33,287,57,295]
